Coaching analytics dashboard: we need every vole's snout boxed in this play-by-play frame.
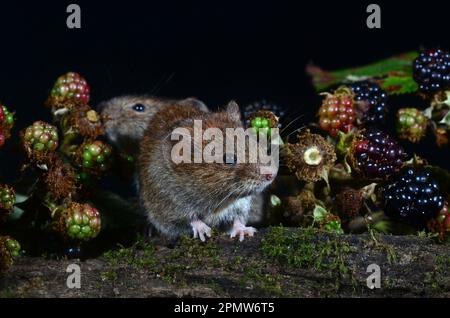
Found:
[259,165,278,183]
[263,173,276,181]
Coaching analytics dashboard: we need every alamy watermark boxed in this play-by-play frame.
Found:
[66,263,81,289]
[366,4,381,29]
[66,4,81,29]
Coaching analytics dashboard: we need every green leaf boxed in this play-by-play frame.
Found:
[313,205,329,222]
[379,75,418,95]
[307,51,418,94]
[439,111,450,127]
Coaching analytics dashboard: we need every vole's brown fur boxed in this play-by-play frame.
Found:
[138,101,277,240]
[99,95,208,155]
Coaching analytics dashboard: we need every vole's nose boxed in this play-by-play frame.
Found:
[263,173,276,181]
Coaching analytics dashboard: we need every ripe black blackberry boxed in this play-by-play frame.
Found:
[383,168,444,228]
[413,49,450,95]
[351,129,407,180]
[243,100,286,128]
[349,81,388,126]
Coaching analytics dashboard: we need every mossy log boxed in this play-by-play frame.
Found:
[0,228,449,298]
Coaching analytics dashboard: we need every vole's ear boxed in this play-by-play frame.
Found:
[226,100,241,122]
[179,97,209,113]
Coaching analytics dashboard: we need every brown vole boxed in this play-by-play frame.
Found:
[98,95,208,155]
[138,101,278,241]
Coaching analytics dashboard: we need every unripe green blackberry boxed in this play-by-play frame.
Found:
[22,121,59,162]
[0,104,15,147]
[0,185,16,220]
[323,219,344,234]
[56,202,101,242]
[247,110,279,136]
[396,108,428,143]
[77,141,112,175]
[0,236,21,273]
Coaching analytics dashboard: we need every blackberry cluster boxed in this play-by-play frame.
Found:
[396,108,428,143]
[351,129,407,180]
[413,49,450,95]
[243,100,286,128]
[349,81,388,125]
[318,87,356,137]
[48,72,90,108]
[383,169,444,228]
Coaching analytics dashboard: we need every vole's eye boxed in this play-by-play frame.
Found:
[224,153,237,165]
[132,103,146,112]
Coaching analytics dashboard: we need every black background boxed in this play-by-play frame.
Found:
[0,0,449,181]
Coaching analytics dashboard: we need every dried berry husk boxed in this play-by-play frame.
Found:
[286,129,337,183]
[68,104,104,139]
[282,189,318,226]
[44,156,77,200]
[335,188,364,219]
[434,127,449,147]
[427,201,449,242]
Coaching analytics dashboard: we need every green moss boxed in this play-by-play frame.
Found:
[161,263,187,284]
[234,256,243,266]
[103,240,156,270]
[100,270,118,281]
[365,231,398,265]
[170,235,220,267]
[103,245,134,267]
[261,226,353,275]
[240,265,283,296]
[423,255,450,291]
[0,288,18,298]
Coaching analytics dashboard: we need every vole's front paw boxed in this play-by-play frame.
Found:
[230,219,257,242]
[190,220,212,242]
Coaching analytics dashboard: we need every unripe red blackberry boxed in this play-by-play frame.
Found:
[22,121,59,162]
[350,129,407,180]
[396,108,428,143]
[413,48,450,95]
[56,202,101,242]
[318,87,356,138]
[47,72,90,108]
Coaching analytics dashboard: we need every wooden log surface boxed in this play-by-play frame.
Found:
[0,228,449,298]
